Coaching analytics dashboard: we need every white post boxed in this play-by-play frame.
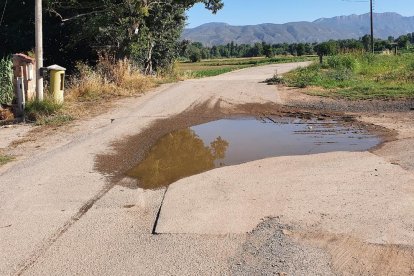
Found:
[16,77,26,115]
[35,0,44,101]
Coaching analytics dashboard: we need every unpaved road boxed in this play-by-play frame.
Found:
[1,62,414,275]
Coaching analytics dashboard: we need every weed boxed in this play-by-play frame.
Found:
[284,53,414,100]
[0,155,14,166]
[35,114,74,126]
[25,99,63,121]
[264,71,285,85]
[326,55,360,72]
[67,58,155,102]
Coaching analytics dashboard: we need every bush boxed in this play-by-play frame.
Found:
[25,99,63,121]
[189,52,201,63]
[327,68,354,82]
[67,57,154,101]
[0,57,14,104]
[326,55,359,72]
[264,71,284,85]
[288,65,321,88]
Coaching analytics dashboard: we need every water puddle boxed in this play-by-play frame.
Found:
[125,116,380,190]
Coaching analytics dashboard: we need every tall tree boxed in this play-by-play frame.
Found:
[0,0,223,72]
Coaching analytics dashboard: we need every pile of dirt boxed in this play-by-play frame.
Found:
[229,218,334,276]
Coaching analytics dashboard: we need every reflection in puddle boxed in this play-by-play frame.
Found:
[126,117,380,189]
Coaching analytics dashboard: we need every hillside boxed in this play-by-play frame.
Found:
[182,13,414,46]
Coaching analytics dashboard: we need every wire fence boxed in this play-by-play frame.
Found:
[0,56,14,104]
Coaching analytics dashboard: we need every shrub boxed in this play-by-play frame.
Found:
[67,57,154,101]
[287,65,321,88]
[327,68,354,82]
[189,52,202,63]
[0,57,14,104]
[25,99,63,121]
[326,55,359,72]
[264,71,284,85]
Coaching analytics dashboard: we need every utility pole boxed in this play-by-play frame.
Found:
[370,0,374,53]
[35,0,44,101]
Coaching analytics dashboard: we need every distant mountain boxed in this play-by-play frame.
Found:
[182,13,414,46]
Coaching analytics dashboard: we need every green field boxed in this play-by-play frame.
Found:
[283,53,414,100]
[177,56,316,78]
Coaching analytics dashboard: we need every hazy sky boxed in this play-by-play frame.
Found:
[186,0,414,28]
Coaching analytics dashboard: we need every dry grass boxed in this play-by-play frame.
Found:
[59,56,157,120]
[67,56,155,102]
[23,56,157,126]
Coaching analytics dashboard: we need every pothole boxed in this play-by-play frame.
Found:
[124,116,380,190]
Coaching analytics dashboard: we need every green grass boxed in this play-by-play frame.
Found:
[177,56,316,78]
[283,53,414,100]
[0,155,14,166]
[25,99,74,126]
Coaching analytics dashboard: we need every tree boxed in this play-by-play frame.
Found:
[0,0,223,73]
[397,35,410,50]
[296,43,306,56]
[361,34,372,52]
[188,47,202,62]
[263,43,274,58]
[315,41,338,64]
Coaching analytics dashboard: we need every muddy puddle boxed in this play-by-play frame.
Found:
[125,116,380,189]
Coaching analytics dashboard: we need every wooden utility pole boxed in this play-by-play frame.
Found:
[370,0,374,53]
[35,0,44,101]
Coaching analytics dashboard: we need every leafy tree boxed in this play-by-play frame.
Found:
[189,47,202,62]
[315,41,338,64]
[397,35,410,50]
[296,43,306,56]
[361,34,372,52]
[0,0,223,73]
[263,43,274,58]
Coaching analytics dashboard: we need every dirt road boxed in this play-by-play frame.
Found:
[1,62,414,275]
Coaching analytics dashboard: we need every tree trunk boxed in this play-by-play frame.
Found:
[144,41,154,75]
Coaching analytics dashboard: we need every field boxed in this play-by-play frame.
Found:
[176,56,316,78]
[283,53,414,100]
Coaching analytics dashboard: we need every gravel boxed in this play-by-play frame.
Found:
[230,218,335,276]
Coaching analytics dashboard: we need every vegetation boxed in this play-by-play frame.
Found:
[0,155,14,166]
[0,0,223,74]
[0,57,14,104]
[283,53,414,100]
[177,56,315,78]
[179,34,414,62]
[24,56,156,125]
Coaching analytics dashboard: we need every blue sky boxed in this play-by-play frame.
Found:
[186,0,414,28]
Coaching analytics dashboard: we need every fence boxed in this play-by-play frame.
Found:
[0,57,14,105]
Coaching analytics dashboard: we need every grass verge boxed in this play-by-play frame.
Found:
[282,53,414,100]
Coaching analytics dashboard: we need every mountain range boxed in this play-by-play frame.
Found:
[182,13,414,46]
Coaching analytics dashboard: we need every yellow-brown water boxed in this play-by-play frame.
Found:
[127,117,380,189]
